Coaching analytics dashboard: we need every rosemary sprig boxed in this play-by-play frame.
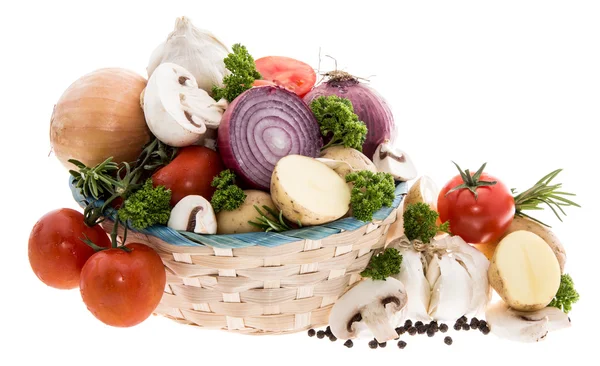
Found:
[69,136,177,226]
[248,205,302,232]
[512,169,580,227]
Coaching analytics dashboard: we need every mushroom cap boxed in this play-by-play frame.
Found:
[143,62,225,147]
[329,277,408,340]
[167,195,217,234]
[373,140,417,181]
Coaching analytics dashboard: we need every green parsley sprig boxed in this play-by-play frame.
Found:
[210,170,246,213]
[403,202,450,243]
[212,43,262,102]
[361,248,403,281]
[309,95,368,151]
[346,170,396,222]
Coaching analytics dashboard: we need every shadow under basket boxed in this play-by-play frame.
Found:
[71,179,407,335]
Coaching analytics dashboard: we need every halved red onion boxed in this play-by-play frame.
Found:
[218,86,323,190]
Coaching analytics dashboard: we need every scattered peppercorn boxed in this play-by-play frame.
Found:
[429,321,439,332]
[329,335,337,342]
[481,325,491,335]
[415,321,424,327]
[317,330,326,339]
[478,320,488,332]
[417,326,427,334]
[368,340,378,349]
[344,339,353,348]
[396,326,406,335]
[453,323,462,331]
[397,340,407,349]
[440,324,449,333]
[379,341,387,348]
[444,336,453,345]
[459,316,468,323]
[408,327,417,335]
[427,328,436,337]
[404,319,413,328]
[325,326,332,337]
[461,323,470,331]
[308,329,316,337]
[470,318,480,329]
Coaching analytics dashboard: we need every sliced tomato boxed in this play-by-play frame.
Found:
[254,56,316,97]
[252,79,277,87]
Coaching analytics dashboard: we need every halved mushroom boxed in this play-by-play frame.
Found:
[143,62,227,147]
[167,195,217,234]
[372,140,417,181]
[329,278,408,343]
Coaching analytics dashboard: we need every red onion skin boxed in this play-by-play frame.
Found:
[303,78,395,160]
[218,86,322,190]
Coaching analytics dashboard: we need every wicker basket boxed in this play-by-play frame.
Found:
[70,179,407,335]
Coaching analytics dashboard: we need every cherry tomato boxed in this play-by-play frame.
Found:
[28,208,111,289]
[79,243,166,327]
[152,146,225,206]
[254,56,317,97]
[437,163,515,244]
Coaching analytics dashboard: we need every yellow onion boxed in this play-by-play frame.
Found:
[50,68,151,170]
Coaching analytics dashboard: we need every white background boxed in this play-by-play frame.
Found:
[1,0,597,365]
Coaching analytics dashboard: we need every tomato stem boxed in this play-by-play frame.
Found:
[80,234,108,253]
[445,161,497,200]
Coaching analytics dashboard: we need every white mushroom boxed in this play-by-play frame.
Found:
[143,62,227,147]
[329,278,408,343]
[372,140,417,181]
[485,301,571,343]
[168,195,217,234]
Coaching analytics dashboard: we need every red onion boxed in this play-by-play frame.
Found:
[218,86,323,190]
[303,71,395,160]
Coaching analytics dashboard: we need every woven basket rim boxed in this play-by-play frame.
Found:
[69,177,408,249]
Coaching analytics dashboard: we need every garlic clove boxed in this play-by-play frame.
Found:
[428,254,473,321]
[453,238,492,317]
[147,16,230,95]
[373,140,417,181]
[391,245,432,322]
[143,62,226,147]
[168,195,217,234]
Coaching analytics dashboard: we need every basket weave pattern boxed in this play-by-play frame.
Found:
[102,209,399,335]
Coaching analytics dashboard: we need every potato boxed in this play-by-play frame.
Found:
[216,190,277,234]
[488,230,561,311]
[319,146,377,179]
[403,175,438,212]
[475,216,566,273]
[271,155,351,226]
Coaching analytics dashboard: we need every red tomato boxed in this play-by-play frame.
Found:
[252,79,277,87]
[437,163,515,244]
[28,208,111,289]
[254,56,317,97]
[152,146,225,206]
[79,243,166,327]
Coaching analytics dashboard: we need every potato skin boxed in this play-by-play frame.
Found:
[481,216,566,273]
[216,190,277,234]
[320,146,377,178]
[270,165,345,226]
[403,176,437,212]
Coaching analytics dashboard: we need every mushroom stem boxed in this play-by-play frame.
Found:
[362,303,400,343]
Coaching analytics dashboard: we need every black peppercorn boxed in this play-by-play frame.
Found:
[470,318,480,329]
[408,326,417,335]
[427,328,435,337]
[325,326,332,337]
[459,316,468,323]
[481,326,490,335]
[444,336,453,345]
[396,326,406,335]
[404,319,413,328]
[317,330,326,339]
[329,335,337,342]
[397,340,407,349]
[344,339,353,348]
[368,340,378,349]
[453,323,462,331]
[379,341,387,348]
[429,321,439,331]
[462,323,470,331]
[478,320,488,331]
[415,321,424,327]
[308,329,316,337]
[440,324,449,333]
[418,326,427,334]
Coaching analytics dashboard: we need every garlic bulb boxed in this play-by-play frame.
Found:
[389,234,491,322]
[147,16,230,94]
